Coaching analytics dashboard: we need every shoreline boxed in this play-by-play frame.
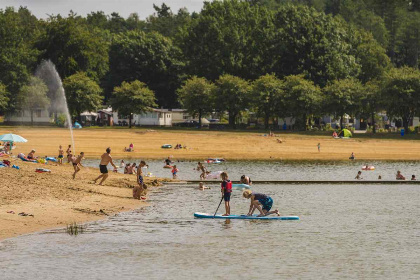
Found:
[0,159,165,241]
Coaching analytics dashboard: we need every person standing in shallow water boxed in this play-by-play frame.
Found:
[93,147,117,185]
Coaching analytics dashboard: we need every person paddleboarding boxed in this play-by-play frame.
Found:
[243,190,279,217]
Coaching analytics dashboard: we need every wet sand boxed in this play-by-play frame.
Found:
[1,127,420,161]
[0,158,163,240]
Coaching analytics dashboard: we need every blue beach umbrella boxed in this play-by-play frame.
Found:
[0,133,28,143]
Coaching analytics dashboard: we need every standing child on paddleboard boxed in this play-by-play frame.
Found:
[243,190,279,217]
[220,172,232,216]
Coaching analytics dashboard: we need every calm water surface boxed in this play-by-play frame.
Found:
[0,163,419,279]
[84,159,420,181]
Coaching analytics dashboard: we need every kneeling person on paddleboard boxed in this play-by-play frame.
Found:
[220,172,232,216]
[243,190,279,217]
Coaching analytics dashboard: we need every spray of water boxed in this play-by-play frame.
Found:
[35,60,75,153]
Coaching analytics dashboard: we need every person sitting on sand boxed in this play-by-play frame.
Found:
[240,175,252,185]
[333,131,338,138]
[72,152,84,179]
[276,138,283,143]
[198,182,210,190]
[27,149,36,160]
[133,161,148,199]
[349,152,355,160]
[197,162,207,180]
[243,189,280,217]
[93,147,117,186]
[172,165,179,179]
[269,131,274,137]
[58,145,64,164]
[355,171,363,180]
[411,175,416,181]
[396,171,406,180]
[378,175,382,180]
[124,163,131,174]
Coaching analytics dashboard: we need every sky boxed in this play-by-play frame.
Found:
[1,0,205,19]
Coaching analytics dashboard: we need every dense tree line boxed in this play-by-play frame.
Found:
[1,1,420,131]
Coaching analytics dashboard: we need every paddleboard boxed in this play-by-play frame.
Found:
[232,184,251,189]
[194,212,299,220]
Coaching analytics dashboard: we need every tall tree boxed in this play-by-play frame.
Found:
[0,83,9,112]
[107,30,182,107]
[270,5,360,87]
[252,74,284,129]
[323,78,364,129]
[282,75,322,130]
[63,72,103,120]
[179,0,275,81]
[37,13,109,82]
[17,77,50,126]
[213,74,251,128]
[147,4,191,38]
[395,11,420,68]
[0,7,40,111]
[361,80,382,133]
[111,80,157,128]
[381,66,420,132]
[177,76,215,128]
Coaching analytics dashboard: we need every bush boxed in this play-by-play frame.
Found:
[56,114,67,127]
[409,126,415,133]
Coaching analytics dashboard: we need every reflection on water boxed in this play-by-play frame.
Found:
[83,159,420,181]
[1,180,419,279]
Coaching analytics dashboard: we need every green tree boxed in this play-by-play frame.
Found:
[395,11,420,68]
[177,76,215,128]
[37,13,109,82]
[381,66,420,132]
[361,80,382,133]
[17,77,50,126]
[111,80,157,128]
[146,4,191,38]
[0,83,9,112]
[213,74,251,128]
[179,0,274,80]
[271,5,360,87]
[323,78,364,129]
[252,74,284,129]
[63,72,103,120]
[107,30,182,107]
[0,7,40,111]
[349,28,391,83]
[282,75,322,130]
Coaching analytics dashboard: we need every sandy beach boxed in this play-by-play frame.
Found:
[1,126,420,240]
[0,158,163,241]
[1,126,420,161]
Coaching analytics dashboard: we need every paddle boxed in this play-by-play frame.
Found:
[213,194,224,218]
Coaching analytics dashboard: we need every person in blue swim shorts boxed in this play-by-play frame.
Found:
[243,190,280,217]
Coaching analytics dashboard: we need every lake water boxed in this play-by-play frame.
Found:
[83,159,420,181]
[0,162,419,279]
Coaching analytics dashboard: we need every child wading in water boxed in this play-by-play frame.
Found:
[58,145,64,164]
[243,190,280,217]
[133,161,147,200]
[172,165,179,179]
[220,172,232,216]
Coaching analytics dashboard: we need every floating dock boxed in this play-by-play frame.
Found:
[164,180,420,185]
